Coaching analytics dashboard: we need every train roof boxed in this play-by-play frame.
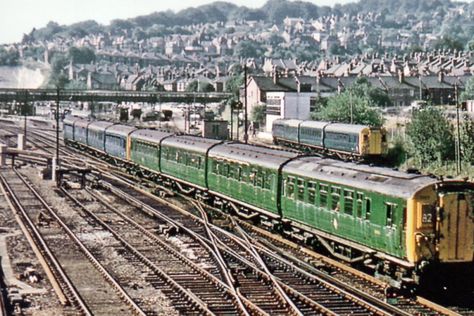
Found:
[209,142,298,170]
[283,156,437,199]
[161,135,222,154]
[74,119,91,129]
[325,123,369,135]
[273,119,303,127]
[300,121,330,129]
[106,124,137,138]
[88,121,115,132]
[63,116,78,125]
[130,129,174,144]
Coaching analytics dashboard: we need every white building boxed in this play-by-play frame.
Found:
[244,75,319,132]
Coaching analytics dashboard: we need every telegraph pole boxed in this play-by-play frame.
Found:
[244,64,248,143]
[23,90,28,145]
[455,83,461,175]
[56,87,60,163]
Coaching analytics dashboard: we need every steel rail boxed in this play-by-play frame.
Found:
[0,171,92,315]
[11,169,147,316]
[61,187,218,316]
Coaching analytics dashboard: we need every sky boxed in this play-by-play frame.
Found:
[0,0,355,44]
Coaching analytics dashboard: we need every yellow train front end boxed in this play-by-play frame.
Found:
[406,181,474,265]
[358,127,388,157]
[406,181,474,302]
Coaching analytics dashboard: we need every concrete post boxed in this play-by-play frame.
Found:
[17,134,25,151]
[51,157,57,182]
[0,144,6,167]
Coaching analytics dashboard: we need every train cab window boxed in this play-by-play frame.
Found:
[343,190,354,215]
[385,203,396,226]
[308,182,317,204]
[365,198,372,221]
[286,177,295,199]
[320,184,328,208]
[297,179,305,201]
[356,193,364,218]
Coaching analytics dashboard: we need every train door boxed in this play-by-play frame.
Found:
[437,192,474,262]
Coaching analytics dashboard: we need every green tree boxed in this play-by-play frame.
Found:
[460,76,474,102]
[186,81,215,92]
[0,47,19,66]
[406,107,454,165]
[68,47,96,64]
[312,92,383,126]
[233,41,266,59]
[225,73,244,96]
[251,104,266,126]
[186,81,199,92]
[460,115,474,164]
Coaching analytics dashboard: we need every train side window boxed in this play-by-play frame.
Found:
[385,203,396,226]
[343,190,354,215]
[264,173,272,190]
[356,193,364,218]
[365,198,372,221]
[286,177,295,199]
[256,171,263,187]
[320,184,328,208]
[250,170,258,186]
[308,181,317,204]
[228,164,235,178]
[297,179,305,201]
[240,167,247,182]
[331,187,341,211]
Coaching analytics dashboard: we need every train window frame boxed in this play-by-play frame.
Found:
[264,172,272,190]
[365,198,372,221]
[343,190,354,215]
[385,202,396,227]
[250,170,258,186]
[297,179,305,201]
[319,184,328,208]
[286,176,295,199]
[356,193,364,218]
[307,181,317,204]
[330,186,341,212]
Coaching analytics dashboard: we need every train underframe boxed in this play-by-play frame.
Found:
[65,139,462,295]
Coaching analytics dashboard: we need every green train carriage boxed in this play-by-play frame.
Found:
[128,129,173,178]
[280,157,474,281]
[160,135,222,191]
[207,143,297,220]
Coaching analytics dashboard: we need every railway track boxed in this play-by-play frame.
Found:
[0,167,146,316]
[2,121,469,315]
[94,170,466,316]
[88,172,432,316]
[60,186,251,315]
